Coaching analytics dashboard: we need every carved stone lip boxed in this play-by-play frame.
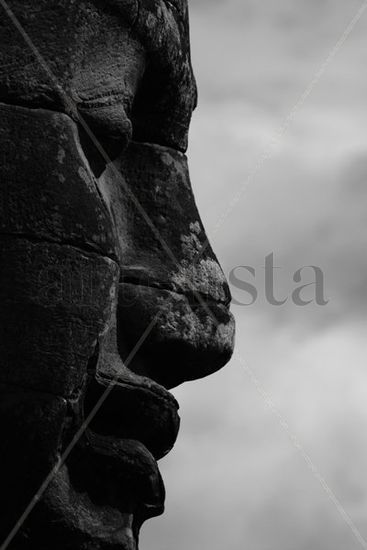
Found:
[81,374,177,521]
[79,428,166,522]
[84,371,180,460]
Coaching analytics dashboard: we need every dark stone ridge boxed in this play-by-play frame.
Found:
[0,2,235,549]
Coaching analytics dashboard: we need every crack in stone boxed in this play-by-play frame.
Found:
[0,232,120,265]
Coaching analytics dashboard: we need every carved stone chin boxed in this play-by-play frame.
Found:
[0,2,235,549]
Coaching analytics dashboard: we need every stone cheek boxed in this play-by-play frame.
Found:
[0,103,121,398]
[0,387,67,541]
[0,237,119,397]
[0,104,117,258]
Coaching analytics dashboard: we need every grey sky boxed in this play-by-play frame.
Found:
[142,2,367,549]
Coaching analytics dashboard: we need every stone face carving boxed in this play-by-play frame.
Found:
[0,2,235,549]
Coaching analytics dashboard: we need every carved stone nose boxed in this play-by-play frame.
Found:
[116,283,235,389]
[99,142,232,300]
[97,142,235,389]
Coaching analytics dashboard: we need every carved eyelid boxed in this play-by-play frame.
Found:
[164,0,183,12]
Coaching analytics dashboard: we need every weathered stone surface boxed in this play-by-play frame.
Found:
[97,141,235,388]
[0,2,235,549]
[99,142,231,303]
[0,1,145,146]
[0,104,117,257]
[117,284,234,389]
[85,371,180,459]
[0,0,195,151]
[0,386,67,543]
[128,0,197,150]
[0,237,119,396]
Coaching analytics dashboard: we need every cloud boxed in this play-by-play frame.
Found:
[142,2,367,549]
[142,323,367,550]
[187,96,367,333]
[189,0,366,109]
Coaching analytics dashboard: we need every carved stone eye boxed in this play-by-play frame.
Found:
[164,0,182,13]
